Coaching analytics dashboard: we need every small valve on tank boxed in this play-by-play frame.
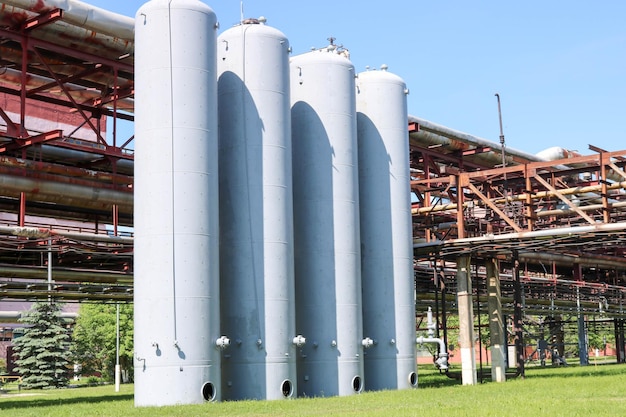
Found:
[215,336,231,350]
[292,335,306,348]
[362,337,374,349]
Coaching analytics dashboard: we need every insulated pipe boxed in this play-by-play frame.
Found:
[517,251,626,271]
[0,265,132,283]
[409,117,625,183]
[536,146,624,183]
[1,0,135,40]
[413,176,626,215]
[409,115,546,167]
[0,310,77,320]
[535,146,583,162]
[1,225,134,244]
[0,156,132,184]
[535,201,626,218]
[15,146,134,176]
[0,173,133,213]
[414,221,626,248]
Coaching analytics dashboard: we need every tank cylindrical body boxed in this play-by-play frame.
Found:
[356,68,416,390]
[217,20,296,400]
[290,46,364,397]
[133,0,220,406]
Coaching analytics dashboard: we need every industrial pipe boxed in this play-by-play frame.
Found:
[2,225,133,243]
[0,310,77,321]
[518,251,626,270]
[409,115,546,167]
[413,180,626,215]
[416,307,449,370]
[1,0,134,42]
[0,264,132,283]
[415,222,626,249]
[0,171,133,213]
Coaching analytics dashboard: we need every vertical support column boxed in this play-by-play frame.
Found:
[486,258,505,382]
[456,255,476,385]
[512,251,525,378]
[577,312,589,366]
[19,192,26,226]
[600,152,610,224]
[575,267,589,366]
[455,174,466,239]
[524,166,534,231]
[47,236,52,303]
[19,31,28,138]
[613,318,625,363]
[112,204,119,237]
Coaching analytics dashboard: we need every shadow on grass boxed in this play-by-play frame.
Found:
[416,369,462,389]
[417,363,626,387]
[524,363,626,379]
[0,393,133,410]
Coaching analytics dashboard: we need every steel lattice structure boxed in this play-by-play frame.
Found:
[0,1,625,319]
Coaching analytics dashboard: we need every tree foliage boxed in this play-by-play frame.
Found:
[71,303,133,382]
[13,302,71,389]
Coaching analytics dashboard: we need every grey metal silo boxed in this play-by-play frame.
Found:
[356,66,417,391]
[217,18,298,400]
[290,43,365,397]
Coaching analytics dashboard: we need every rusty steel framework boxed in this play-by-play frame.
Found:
[410,118,626,318]
[0,2,134,302]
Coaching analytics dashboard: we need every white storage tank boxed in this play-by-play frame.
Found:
[217,18,297,400]
[133,0,221,406]
[290,42,365,397]
[356,66,416,390]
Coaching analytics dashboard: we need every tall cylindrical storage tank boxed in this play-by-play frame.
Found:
[290,45,365,397]
[133,0,221,406]
[356,67,416,390]
[217,19,297,400]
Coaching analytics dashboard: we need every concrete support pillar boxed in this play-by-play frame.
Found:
[456,255,476,385]
[486,258,506,382]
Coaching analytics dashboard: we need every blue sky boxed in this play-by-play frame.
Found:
[88,0,625,156]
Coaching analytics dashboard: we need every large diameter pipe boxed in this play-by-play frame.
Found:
[409,115,545,166]
[0,310,77,321]
[518,251,626,270]
[0,265,132,283]
[0,225,133,244]
[1,0,134,40]
[0,172,133,213]
[415,221,626,247]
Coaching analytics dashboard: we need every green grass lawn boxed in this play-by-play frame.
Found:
[1,364,625,416]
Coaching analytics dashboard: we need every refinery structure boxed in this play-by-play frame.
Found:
[0,0,625,408]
